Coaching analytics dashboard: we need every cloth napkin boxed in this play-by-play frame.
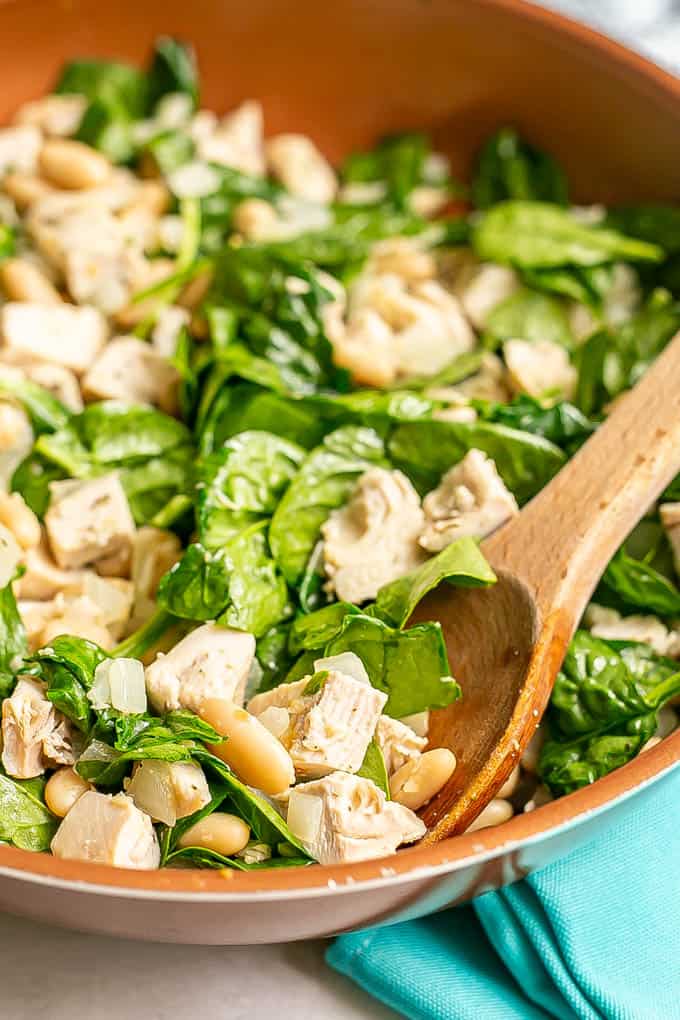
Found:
[327,763,680,1020]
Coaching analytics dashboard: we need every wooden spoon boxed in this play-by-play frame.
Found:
[413,331,680,842]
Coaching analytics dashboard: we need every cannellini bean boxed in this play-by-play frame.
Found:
[466,798,514,832]
[497,764,520,800]
[0,257,62,305]
[2,172,53,210]
[39,139,111,191]
[199,697,295,795]
[390,748,456,811]
[176,812,251,856]
[521,723,546,774]
[44,767,91,817]
[0,492,41,549]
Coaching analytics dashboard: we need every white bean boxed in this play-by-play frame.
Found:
[176,813,250,856]
[0,258,62,305]
[39,139,111,190]
[466,798,514,832]
[45,767,91,817]
[390,748,456,811]
[497,764,520,799]
[199,698,295,795]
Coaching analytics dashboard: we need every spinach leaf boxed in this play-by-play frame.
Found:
[472,395,595,453]
[0,377,70,435]
[164,845,310,870]
[0,224,15,260]
[144,129,195,175]
[288,602,361,655]
[600,546,680,617]
[55,58,148,116]
[269,426,387,585]
[208,247,342,392]
[341,133,436,209]
[357,740,390,797]
[147,37,198,111]
[11,452,66,518]
[484,287,573,349]
[0,770,57,851]
[388,419,565,504]
[472,201,663,270]
[538,712,658,796]
[191,750,311,856]
[325,613,460,717]
[199,383,326,456]
[371,537,496,628]
[34,402,195,526]
[260,204,429,270]
[605,205,680,256]
[300,388,436,435]
[392,350,483,393]
[30,636,109,732]
[0,580,28,699]
[157,525,288,637]
[583,289,680,408]
[472,128,568,209]
[197,431,305,549]
[538,631,680,795]
[255,623,294,693]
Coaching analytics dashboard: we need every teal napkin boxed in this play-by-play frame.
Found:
[327,764,680,1019]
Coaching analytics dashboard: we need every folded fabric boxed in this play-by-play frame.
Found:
[327,764,680,1020]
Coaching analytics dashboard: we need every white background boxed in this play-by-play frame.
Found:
[2,3,678,1018]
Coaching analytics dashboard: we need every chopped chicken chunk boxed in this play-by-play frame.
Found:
[504,338,577,400]
[14,538,91,600]
[285,771,425,865]
[145,624,255,715]
[14,94,87,137]
[25,363,84,412]
[248,670,387,779]
[1,302,107,374]
[322,468,425,603]
[82,336,179,412]
[45,474,135,570]
[420,449,518,552]
[1,678,75,778]
[197,100,265,176]
[51,791,160,869]
[265,134,337,204]
[330,308,397,389]
[585,603,680,658]
[367,237,437,283]
[0,125,42,177]
[456,262,520,331]
[39,593,115,650]
[375,715,428,775]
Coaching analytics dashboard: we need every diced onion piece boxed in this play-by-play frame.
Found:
[286,790,323,845]
[155,92,193,129]
[257,705,290,739]
[78,739,119,765]
[168,161,221,198]
[94,658,147,715]
[87,664,112,710]
[236,841,272,865]
[313,652,370,686]
[399,711,430,737]
[127,761,177,826]
[0,522,21,588]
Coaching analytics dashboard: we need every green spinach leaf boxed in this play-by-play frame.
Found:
[0,770,57,851]
[472,128,568,209]
[356,739,390,797]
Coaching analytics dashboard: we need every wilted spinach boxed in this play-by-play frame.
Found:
[473,201,663,270]
[157,525,288,637]
[0,770,57,851]
[599,546,680,617]
[0,581,27,699]
[539,631,680,795]
[472,128,568,209]
[29,636,109,732]
[269,426,387,586]
[484,287,573,349]
[341,132,453,210]
[472,395,595,453]
[371,537,496,628]
[388,419,565,504]
[357,740,390,797]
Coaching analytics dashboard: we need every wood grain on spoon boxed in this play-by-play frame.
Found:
[415,330,680,842]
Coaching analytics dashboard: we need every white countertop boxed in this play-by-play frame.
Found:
[2,5,678,1019]
[0,910,398,1020]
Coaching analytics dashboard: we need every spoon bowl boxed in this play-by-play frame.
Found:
[418,331,680,840]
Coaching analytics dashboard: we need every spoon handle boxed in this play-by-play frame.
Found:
[484,330,680,626]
